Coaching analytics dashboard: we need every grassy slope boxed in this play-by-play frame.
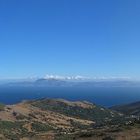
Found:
[0,98,139,140]
[31,98,122,124]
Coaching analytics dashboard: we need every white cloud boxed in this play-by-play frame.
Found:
[43,74,132,81]
[44,74,89,80]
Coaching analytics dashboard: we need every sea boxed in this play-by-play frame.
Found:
[0,86,140,107]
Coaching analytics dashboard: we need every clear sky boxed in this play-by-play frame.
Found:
[0,0,140,79]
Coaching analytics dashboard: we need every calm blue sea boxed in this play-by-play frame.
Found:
[0,86,140,107]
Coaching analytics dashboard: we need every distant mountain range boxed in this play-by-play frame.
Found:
[2,78,140,88]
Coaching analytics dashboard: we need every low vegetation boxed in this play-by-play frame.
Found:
[31,98,122,124]
[0,98,140,140]
[0,103,5,111]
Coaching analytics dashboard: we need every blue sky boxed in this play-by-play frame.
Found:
[0,0,140,79]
